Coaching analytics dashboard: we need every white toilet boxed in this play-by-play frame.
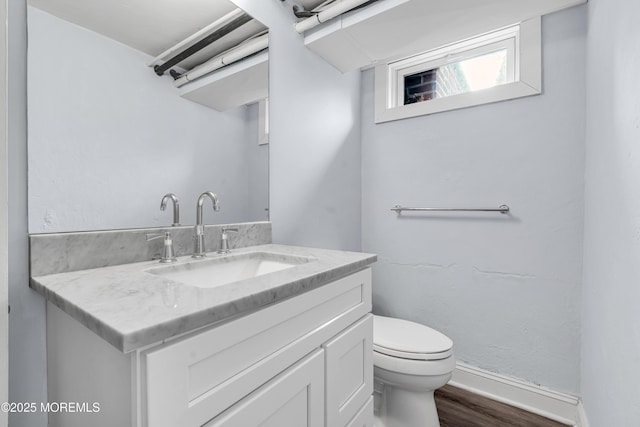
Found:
[373,315,455,427]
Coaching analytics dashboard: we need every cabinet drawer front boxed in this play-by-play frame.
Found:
[324,314,373,427]
[145,269,371,427]
[345,397,374,427]
[203,349,324,427]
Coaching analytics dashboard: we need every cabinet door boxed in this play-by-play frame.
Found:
[324,314,373,427]
[346,397,374,427]
[204,349,325,427]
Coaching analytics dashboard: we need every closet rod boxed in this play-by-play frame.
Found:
[148,9,246,67]
[174,33,269,87]
[154,13,253,76]
[294,0,376,33]
[391,205,510,214]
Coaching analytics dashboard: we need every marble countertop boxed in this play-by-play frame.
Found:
[30,244,376,353]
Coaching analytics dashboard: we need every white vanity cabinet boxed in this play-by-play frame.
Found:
[46,268,373,427]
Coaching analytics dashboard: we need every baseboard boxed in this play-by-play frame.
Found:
[577,400,590,427]
[449,363,580,426]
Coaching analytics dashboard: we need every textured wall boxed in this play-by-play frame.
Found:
[361,6,586,394]
[246,102,270,222]
[28,7,261,233]
[0,0,8,421]
[581,0,640,424]
[234,0,362,252]
[8,1,48,426]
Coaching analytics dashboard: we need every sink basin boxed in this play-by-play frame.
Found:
[147,251,315,289]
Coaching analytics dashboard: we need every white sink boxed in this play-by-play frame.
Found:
[147,251,315,289]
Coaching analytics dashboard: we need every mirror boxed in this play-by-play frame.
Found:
[26,0,269,233]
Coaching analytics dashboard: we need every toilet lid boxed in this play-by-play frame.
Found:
[373,315,453,361]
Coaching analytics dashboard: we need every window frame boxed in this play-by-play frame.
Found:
[374,17,541,123]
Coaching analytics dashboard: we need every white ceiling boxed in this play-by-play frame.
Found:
[28,0,267,69]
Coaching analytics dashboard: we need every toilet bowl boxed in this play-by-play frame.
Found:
[373,315,455,427]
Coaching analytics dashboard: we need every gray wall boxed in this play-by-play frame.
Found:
[235,0,362,252]
[246,102,270,222]
[361,6,586,394]
[28,7,261,233]
[0,0,8,419]
[582,0,640,424]
[8,1,48,426]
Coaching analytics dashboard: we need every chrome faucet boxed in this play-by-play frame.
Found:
[160,193,180,226]
[192,191,220,258]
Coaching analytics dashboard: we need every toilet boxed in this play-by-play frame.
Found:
[373,315,455,427]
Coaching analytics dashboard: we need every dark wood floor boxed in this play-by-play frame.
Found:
[434,385,570,427]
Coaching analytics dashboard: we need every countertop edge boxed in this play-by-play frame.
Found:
[31,246,377,353]
[30,277,126,351]
[119,257,376,352]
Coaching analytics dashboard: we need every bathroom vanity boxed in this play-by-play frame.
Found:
[30,231,376,427]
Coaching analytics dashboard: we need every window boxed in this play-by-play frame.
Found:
[374,18,541,123]
[401,47,511,104]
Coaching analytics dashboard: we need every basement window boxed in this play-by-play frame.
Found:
[374,18,541,123]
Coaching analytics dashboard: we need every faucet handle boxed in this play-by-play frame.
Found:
[146,233,164,241]
[217,228,238,254]
[146,232,177,263]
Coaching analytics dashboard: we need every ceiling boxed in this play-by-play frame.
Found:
[28,0,267,69]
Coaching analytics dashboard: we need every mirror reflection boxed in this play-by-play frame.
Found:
[26,0,269,233]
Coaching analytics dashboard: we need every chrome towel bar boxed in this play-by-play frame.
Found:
[391,205,510,214]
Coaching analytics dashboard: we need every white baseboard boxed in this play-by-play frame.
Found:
[449,363,582,426]
[577,400,590,427]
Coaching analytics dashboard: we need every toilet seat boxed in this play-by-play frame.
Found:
[373,315,453,361]
[374,350,456,377]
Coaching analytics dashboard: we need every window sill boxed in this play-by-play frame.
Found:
[374,79,541,123]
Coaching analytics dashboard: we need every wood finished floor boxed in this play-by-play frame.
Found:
[434,385,571,427]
